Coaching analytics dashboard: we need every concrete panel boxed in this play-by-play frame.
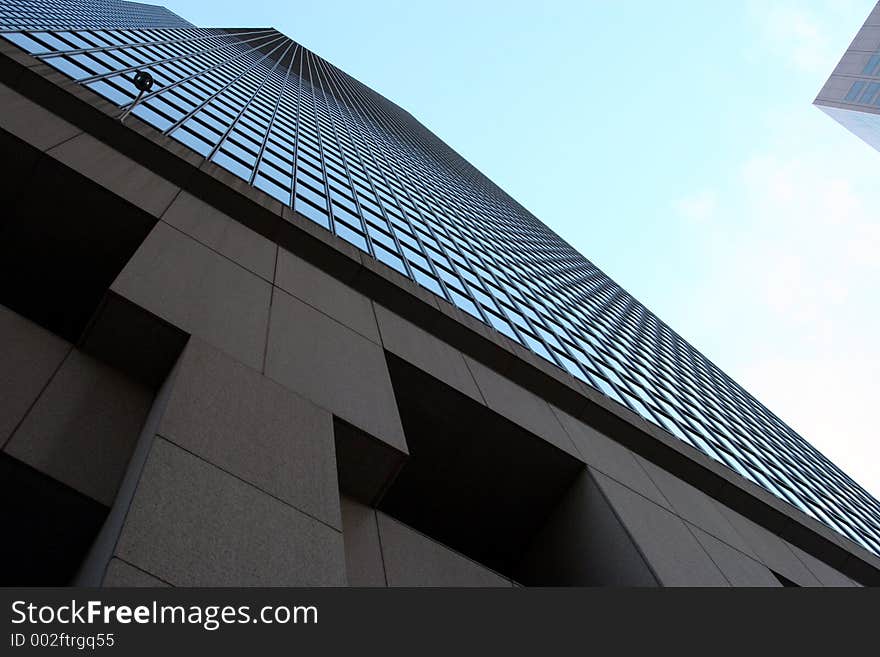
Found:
[79,292,189,390]
[200,160,284,216]
[0,450,108,585]
[816,76,855,102]
[112,221,271,371]
[832,52,874,75]
[47,133,178,218]
[74,353,182,587]
[334,418,407,506]
[281,206,364,284]
[464,357,577,457]
[161,191,276,281]
[115,438,346,586]
[515,470,658,586]
[382,353,582,575]
[276,249,379,343]
[715,503,822,586]
[265,288,406,452]
[689,525,781,587]
[374,304,483,403]
[353,246,442,314]
[637,457,755,556]
[102,559,168,587]
[0,141,159,342]
[594,470,729,586]
[852,27,880,51]
[550,406,668,507]
[788,543,859,587]
[0,128,40,210]
[0,82,81,151]
[377,512,512,587]
[5,350,152,506]
[158,338,340,528]
[0,305,70,445]
[340,496,386,587]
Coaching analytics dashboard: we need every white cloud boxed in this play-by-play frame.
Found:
[739,354,880,505]
[673,190,717,224]
[673,107,880,499]
[745,0,865,76]
[736,153,880,497]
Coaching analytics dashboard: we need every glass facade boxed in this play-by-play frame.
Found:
[2,0,880,557]
[0,0,191,30]
[842,52,880,106]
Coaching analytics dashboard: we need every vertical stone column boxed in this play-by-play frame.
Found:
[91,338,346,586]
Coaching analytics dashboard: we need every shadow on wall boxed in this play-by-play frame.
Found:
[337,353,659,586]
[0,128,187,584]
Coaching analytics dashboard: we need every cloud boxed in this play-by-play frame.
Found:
[673,190,717,224]
[745,0,861,76]
[739,354,880,505]
[673,106,880,499]
[736,146,880,496]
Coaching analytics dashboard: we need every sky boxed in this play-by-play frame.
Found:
[165,0,880,498]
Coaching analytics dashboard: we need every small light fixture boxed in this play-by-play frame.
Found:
[119,69,154,123]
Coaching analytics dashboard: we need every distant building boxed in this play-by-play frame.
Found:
[816,1,880,152]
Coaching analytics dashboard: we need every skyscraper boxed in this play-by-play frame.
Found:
[816,1,880,151]
[1,0,877,586]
